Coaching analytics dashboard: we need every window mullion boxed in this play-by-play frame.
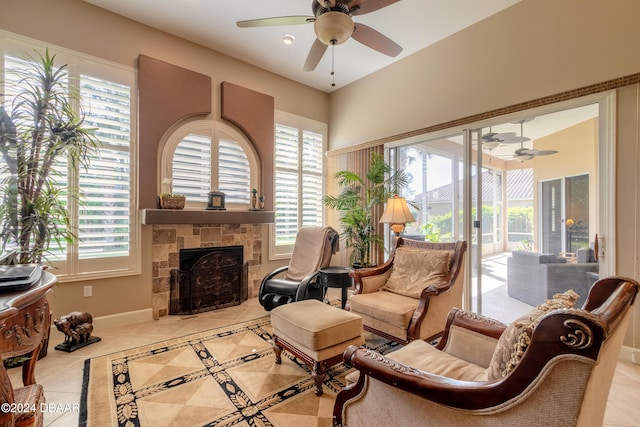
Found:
[68,63,82,272]
[211,129,220,192]
[297,128,304,229]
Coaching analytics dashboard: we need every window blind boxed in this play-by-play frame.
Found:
[171,132,251,205]
[274,122,324,247]
[172,133,212,203]
[79,75,131,259]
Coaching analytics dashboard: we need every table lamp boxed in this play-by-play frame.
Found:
[379,195,415,236]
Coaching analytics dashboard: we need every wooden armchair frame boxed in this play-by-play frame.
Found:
[334,276,639,427]
[348,238,467,344]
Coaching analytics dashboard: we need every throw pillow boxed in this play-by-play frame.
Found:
[487,289,580,380]
[381,247,451,299]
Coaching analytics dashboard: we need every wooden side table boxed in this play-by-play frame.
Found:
[319,266,353,309]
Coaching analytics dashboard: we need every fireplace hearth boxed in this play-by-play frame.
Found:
[170,245,248,315]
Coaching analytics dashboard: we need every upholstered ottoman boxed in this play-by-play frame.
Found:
[270,299,364,396]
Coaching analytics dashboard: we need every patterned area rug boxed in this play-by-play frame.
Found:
[80,315,397,426]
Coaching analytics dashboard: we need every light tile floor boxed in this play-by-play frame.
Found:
[8,289,640,426]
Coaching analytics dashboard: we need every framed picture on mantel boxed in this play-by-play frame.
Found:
[207,191,226,210]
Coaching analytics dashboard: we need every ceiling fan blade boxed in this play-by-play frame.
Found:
[513,148,535,156]
[501,136,531,144]
[236,16,313,28]
[351,23,402,57]
[514,148,558,158]
[303,39,328,71]
[349,0,400,16]
[482,132,499,141]
[532,150,559,156]
[493,132,516,141]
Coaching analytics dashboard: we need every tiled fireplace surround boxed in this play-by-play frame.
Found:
[151,223,263,319]
[138,59,278,319]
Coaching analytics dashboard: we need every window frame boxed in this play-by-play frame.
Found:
[160,119,260,210]
[0,30,139,282]
[270,111,327,260]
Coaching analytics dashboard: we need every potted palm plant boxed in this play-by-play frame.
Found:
[0,49,99,264]
[323,152,413,268]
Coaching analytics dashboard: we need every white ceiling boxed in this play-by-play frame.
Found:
[80,0,598,154]
[81,0,522,92]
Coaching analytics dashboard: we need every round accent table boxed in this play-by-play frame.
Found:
[319,266,353,309]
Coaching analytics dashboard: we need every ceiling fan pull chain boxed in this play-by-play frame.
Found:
[331,41,336,87]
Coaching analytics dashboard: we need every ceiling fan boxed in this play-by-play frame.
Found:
[481,127,531,150]
[236,0,403,72]
[501,118,559,161]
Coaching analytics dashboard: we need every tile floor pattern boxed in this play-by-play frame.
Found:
[7,290,640,426]
[81,315,363,426]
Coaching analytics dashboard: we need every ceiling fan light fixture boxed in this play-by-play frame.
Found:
[314,11,354,45]
[483,140,500,150]
[515,154,534,161]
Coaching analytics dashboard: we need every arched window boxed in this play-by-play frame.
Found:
[160,120,259,209]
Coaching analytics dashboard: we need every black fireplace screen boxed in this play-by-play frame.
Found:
[170,245,248,315]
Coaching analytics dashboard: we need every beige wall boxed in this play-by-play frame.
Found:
[328,0,640,150]
[329,0,640,352]
[0,0,329,321]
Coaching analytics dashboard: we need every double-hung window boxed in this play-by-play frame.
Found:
[0,32,138,280]
[271,111,326,258]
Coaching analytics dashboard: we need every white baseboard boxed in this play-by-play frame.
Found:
[619,345,640,365]
[49,308,153,337]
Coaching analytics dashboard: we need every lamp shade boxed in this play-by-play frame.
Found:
[379,195,415,224]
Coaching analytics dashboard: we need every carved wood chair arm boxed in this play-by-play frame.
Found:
[582,276,639,312]
[407,284,452,341]
[349,261,393,292]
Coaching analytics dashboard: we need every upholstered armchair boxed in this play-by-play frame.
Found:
[334,276,640,427]
[347,238,467,344]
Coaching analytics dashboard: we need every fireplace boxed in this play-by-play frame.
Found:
[169,245,248,315]
[150,223,264,319]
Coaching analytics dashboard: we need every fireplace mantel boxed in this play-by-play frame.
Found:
[142,209,274,225]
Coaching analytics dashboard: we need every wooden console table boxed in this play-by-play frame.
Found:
[0,270,56,426]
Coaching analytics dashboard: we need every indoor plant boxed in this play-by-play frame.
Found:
[158,193,186,209]
[0,49,99,264]
[158,178,185,209]
[323,152,413,268]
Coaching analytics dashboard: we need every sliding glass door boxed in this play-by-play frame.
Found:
[387,94,613,323]
[392,133,464,245]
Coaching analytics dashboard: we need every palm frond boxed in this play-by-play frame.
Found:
[323,152,416,267]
